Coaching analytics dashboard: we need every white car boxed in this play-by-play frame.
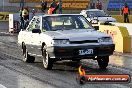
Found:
[18,14,115,70]
[80,9,116,23]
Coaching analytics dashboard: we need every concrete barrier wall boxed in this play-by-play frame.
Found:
[99,25,131,53]
[113,23,132,51]
[130,35,132,51]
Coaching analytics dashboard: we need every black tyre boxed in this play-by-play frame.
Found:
[97,56,109,69]
[22,44,35,63]
[42,45,53,70]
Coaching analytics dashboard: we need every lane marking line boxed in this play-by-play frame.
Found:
[0,84,7,88]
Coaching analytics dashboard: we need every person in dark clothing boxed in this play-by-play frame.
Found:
[19,7,24,29]
[58,0,62,14]
[41,0,47,13]
[22,7,29,21]
[96,0,102,10]
[50,0,57,14]
[122,3,130,23]
[90,1,95,9]
[22,7,29,29]
[31,9,36,18]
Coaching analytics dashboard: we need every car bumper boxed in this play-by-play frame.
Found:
[47,44,115,59]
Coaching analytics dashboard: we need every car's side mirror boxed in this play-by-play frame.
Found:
[32,29,41,33]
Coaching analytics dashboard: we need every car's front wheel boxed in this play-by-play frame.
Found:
[22,43,35,63]
[97,56,109,69]
[42,45,53,70]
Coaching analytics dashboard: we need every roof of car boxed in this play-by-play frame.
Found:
[82,9,103,12]
[40,14,82,17]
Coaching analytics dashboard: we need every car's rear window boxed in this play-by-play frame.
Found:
[86,11,108,17]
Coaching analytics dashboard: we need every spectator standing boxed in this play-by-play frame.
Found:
[41,0,47,13]
[19,7,24,29]
[90,1,95,9]
[48,7,55,14]
[58,0,62,14]
[122,3,130,23]
[22,7,29,29]
[22,7,29,21]
[31,9,36,18]
[96,0,102,10]
[50,0,57,14]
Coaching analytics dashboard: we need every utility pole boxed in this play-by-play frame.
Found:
[2,0,4,12]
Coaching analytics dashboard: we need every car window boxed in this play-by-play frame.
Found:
[42,19,51,32]
[51,17,76,30]
[43,15,93,31]
[27,17,40,31]
[78,16,90,28]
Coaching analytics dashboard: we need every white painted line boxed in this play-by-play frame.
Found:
[32,54,37,56]
[28,53,42,57]
[36,55,42,57]
[0,84,7,88]
[28,53,32,55]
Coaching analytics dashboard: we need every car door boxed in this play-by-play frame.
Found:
[20,30,33,45]
[26,16,42,55]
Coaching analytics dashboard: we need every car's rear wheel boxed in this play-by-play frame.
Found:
[22,43,35,63]
[42,45,53,70]
[97,56,109,69]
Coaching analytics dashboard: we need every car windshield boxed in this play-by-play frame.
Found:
[42,15,93,31]
[87,11,108,17]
